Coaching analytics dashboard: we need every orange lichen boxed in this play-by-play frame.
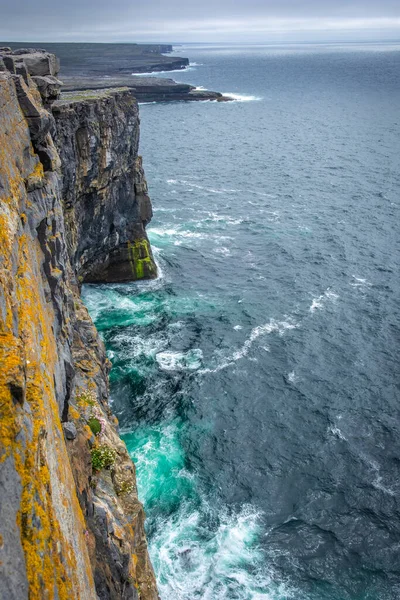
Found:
[30,161,44,179]
[0,92,96,599]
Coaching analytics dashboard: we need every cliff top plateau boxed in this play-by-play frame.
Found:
[1,42,232,102]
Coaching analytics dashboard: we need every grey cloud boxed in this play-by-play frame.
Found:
[0,0,399,41]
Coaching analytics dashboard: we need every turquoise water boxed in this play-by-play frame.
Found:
[83,42,400,599]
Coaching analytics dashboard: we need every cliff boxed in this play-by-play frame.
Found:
[60,76,232,103]
[53,89,156,282]
[0,48,158,600]
[2,42,188,75]
[2,41,232,103]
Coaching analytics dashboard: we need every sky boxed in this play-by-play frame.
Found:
[0,0,399,43]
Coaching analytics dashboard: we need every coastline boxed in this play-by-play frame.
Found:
[1,41,233,102]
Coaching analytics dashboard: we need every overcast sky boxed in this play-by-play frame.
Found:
[1,0,399,42]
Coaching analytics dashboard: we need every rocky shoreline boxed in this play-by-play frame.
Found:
[1,41,232,103]
[59,77,232,103]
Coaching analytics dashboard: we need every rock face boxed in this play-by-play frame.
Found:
[52,88,157,283]
[0,50,158,600]
[60,76,233,103]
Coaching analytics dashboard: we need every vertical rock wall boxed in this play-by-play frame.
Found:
[0,49,158,600]
[53,89,157,283]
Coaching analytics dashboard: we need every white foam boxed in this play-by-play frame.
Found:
[113,331,167,360]
[148,227,204,239]
[156,349,203,371]
[223,92,263,102]
[131,64,196,76]
[148,502,286,600]
[200,318,298,374]
[148,226,233,247]
[214,246,231,256]
[232,319,298,361]
[166,179,238,195]
[373,475,395,496]
[309,288,339,313]
[328,425,347,441]
[350,275,372,289]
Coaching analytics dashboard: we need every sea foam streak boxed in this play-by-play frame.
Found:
[309,288,339,313]
[156,349,203,371]
[131,63,200,77]
[222,93,263,102]
[200,287,339,374]
[200,318,298,374]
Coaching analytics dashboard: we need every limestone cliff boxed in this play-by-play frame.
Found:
[0,48,158,600]
[53,89,156,283]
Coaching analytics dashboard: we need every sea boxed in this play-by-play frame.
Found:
[82,42,400,600]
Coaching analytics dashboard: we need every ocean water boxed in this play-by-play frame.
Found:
[82,43,400,599]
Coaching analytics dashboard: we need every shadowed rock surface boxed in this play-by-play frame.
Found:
[53,88,157,282]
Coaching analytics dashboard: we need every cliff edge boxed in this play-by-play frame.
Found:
[0,48,158,600]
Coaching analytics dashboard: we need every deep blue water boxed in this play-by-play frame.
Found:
[83,43,400,599]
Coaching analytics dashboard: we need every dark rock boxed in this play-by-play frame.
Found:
[63,421,77,440]
[52,88,157,283]
[2,55,16,73]
[11,74,53,143]
[59,74,233,103]
[14,60,29,84]
[32,75,62,106]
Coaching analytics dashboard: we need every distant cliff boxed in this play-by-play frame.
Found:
[2,41,232,103]
[2,42,187,74]
[0,47,158,600]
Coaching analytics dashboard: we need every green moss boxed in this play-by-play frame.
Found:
[128,238,157,280]
[87,417,101,436]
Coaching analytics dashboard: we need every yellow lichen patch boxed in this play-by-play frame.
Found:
[0,334,24,463]
[11,235,77,600]
[69,405,81,420]
[31,161,44,179]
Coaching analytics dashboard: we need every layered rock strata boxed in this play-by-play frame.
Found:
[0,49,158,600]
[52,88,157,282]
[60,76,232,103]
